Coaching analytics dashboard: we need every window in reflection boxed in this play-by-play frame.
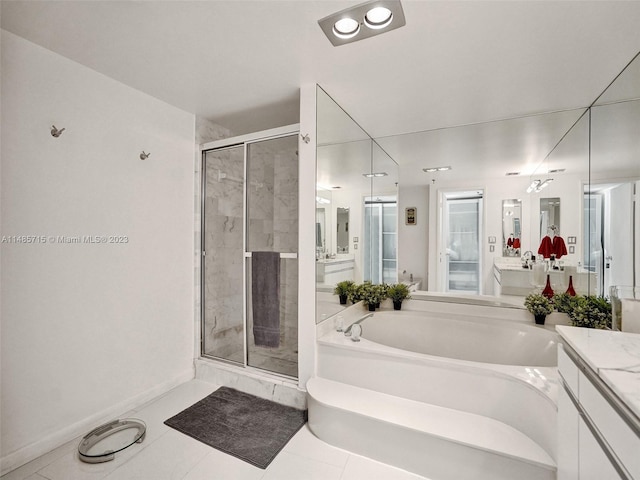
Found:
[443,191,483,294]
[364,196,397,284]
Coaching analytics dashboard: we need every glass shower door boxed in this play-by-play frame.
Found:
[246,134,299,377]
[201,145,245,363]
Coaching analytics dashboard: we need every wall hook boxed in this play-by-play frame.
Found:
[140,151,151,160]
[300,133,310,144]
[51,125,66,137]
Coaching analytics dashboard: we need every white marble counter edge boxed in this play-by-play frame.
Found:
[556,325,640,422]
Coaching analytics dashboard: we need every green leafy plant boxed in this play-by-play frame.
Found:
[348,282,370,304]
[334,280,355,297]
[567,295,611,329]
[362,283,384,307]
[387,283,411,302]
[524,293,554,316]
[553,293,580,314]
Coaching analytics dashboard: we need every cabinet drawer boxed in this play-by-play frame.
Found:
[558,343,578,395]
[579,371,640,479]
[578,416,623,480]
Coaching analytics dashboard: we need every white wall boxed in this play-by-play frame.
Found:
[398,185,429,286]
[1,31,196,473]
[298,84,317,386]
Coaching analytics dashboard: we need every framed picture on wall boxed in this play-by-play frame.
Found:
[405,207,417,225]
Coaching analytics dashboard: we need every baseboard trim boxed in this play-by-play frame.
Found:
[0,368,194,476]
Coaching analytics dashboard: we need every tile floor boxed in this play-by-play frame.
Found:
[2,380,429,480]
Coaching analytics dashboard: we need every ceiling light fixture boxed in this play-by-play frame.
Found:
[333,17,360,39]
[364,7,393,29]
[316,196,330,204]
[363,172,388,178]
[318,0,406,47]
[422,166,452,173]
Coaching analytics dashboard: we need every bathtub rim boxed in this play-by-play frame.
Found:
[318,327,558,409]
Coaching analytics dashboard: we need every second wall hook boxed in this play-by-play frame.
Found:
[140,151,151,160]
[51,125,66,137]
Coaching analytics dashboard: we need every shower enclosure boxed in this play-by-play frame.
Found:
[201,126,299,378]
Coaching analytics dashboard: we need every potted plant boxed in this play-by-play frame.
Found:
[334,280,355,305]
[373,284,389,308]
[567,295,612,329]
[348,282,368,305]
[524,292,554,325]
[361,283,382,311]
[387,283,411,310]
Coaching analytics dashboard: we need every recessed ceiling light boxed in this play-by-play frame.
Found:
[505,172,520,176]
[548,168,565,173]
[422,166,452,173]
[364,7,393,29]
[363,172,388,178]
[333,17,360,39]
[318,0,406,47]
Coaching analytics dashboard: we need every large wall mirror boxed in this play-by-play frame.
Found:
[316,50,639,317]
[588,53,640,297]
[539,198,560,238]
[502,199,522,256]
[315,86,399,323]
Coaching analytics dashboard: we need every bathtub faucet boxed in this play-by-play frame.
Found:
[344,313,374,337]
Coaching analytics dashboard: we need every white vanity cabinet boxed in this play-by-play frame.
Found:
[557,328,640,480]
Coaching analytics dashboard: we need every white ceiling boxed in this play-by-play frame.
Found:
[2,0,640,186]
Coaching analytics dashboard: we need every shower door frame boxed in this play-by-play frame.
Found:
[200,124,300,378]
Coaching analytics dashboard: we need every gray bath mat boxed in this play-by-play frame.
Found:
[164,386,307,469]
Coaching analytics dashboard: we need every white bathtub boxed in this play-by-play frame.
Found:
[312,302,559,478]
[361,310,558,366]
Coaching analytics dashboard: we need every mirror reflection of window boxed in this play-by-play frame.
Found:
[364,196,397,284]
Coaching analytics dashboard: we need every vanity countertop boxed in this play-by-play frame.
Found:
[556,326,640,420]
[317,254,354,263]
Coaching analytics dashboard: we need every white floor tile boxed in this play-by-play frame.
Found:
[282,426,349,468]
[127,380,220,444]
[101,430,210,480]
[261,451,343,480]
[37,437,146,480]
[182,449,264,480]
[341,454,430,480]
[0,440,77,480]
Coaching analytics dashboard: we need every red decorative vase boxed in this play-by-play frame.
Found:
[565,275,576,296]
[542,274,554,299]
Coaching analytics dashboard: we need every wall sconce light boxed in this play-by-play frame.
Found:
[318,0,406,46]
[526,179,554,193]
[526,180,540,193]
